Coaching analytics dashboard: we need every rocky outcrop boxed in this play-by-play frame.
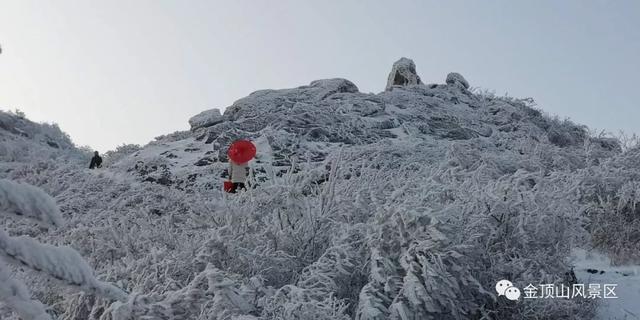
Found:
[308,78,359,97]
[446,72,470,89]
[386,58,422,90]
[164,57,614,180]
[189,108,223,130]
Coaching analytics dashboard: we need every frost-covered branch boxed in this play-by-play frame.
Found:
[100,264,256,320]
[0,259,51,320]
[0,179,63,227]
[0,179,127,319]
[0,229,127,302]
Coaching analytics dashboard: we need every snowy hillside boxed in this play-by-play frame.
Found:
[1,58,639,320]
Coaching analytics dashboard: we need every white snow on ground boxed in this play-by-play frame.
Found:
[573,249,640,320]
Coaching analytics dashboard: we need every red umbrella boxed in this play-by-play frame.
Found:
[227,140,256,163]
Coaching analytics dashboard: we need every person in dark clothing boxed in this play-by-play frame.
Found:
[89,151,103,169]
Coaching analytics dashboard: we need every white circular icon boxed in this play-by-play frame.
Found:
[504,286,521,301]
[495,279,514,296]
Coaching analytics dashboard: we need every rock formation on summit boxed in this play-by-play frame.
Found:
[189,108,224,130]
[385,57,422,90]
[446,72,470,89]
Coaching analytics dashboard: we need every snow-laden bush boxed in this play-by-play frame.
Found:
[0,179,126,320]
[577,147,640,264]
[2,127,604,319]
[102,144,141,167]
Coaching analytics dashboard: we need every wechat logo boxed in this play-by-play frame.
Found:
[496,279,521,301]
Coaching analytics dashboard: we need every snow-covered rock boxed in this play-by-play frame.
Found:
[309,78,359,96]
[188,108,223,130]
[385,57,422,90]
[446,72,470,89]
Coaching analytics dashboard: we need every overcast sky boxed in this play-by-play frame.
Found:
[1,0,639,151]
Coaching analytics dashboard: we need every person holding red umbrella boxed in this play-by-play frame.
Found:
[225,140,256,193]
[228,160,249,193]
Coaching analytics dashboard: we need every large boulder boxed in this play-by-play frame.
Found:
[308,78,359,98]
[189,108,224,130]
[386,57,422,90]
[446,72,470,89]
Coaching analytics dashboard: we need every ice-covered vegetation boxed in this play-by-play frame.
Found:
[1,58,638,319]
[0,179,126,320]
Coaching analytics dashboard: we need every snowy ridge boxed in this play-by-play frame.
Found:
[0,58,638,319]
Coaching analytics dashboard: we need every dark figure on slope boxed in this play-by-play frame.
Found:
[89,151,103,169]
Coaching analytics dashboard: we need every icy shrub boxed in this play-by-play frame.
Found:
[578,147,640,264]
[546,118,588,148]
[103,144,141,166]
[0,179,126,320]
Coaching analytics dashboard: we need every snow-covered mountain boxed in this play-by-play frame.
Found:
[1,58,639,320]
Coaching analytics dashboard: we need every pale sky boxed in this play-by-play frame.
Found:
[1,0,639,151]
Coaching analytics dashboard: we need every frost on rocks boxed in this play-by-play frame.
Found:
[189,108,224,130]
[386,57,422,90]
[308,78,359,96]
[446,72,470,89]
